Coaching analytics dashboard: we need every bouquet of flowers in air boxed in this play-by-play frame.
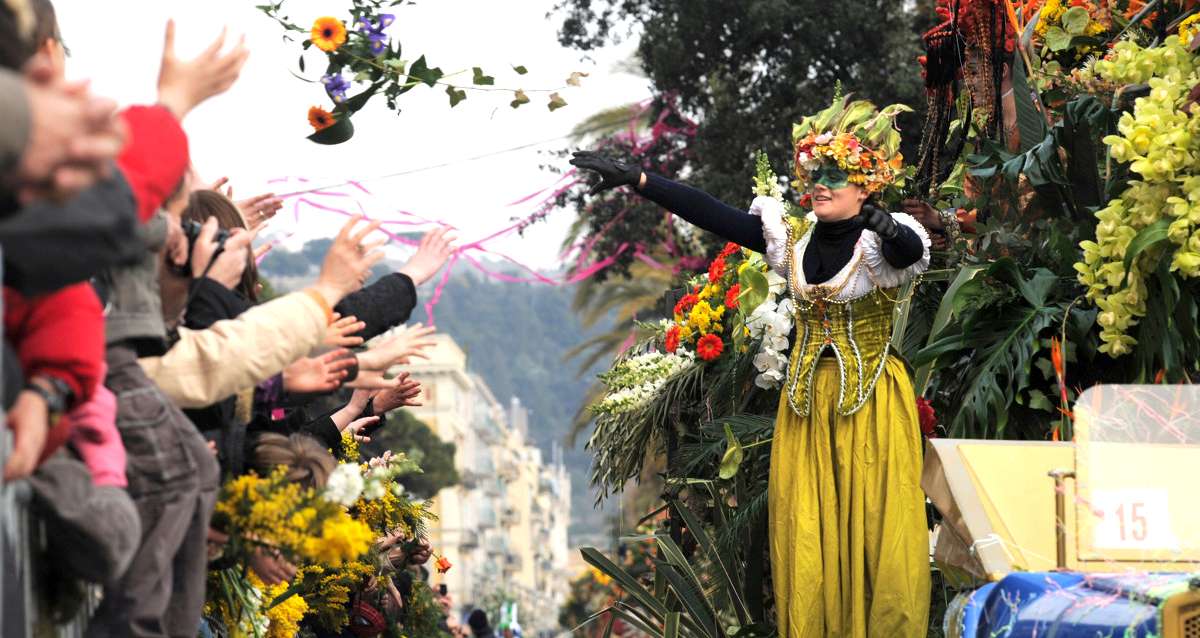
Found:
[258,0,576,144]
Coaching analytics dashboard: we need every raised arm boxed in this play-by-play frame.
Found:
[569,151,767,253]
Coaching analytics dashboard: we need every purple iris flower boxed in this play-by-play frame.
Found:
[357,13,395,55]
[322,73,350,104]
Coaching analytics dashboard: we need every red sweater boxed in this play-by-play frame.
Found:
[3,104,189,459]
[118,104,190,222]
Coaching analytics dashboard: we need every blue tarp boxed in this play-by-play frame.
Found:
[951,571,1197,637]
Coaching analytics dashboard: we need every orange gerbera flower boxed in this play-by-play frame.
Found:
[308,106,336,131]
[311,16,347,52]
[664,325,681,353]
[696,334,724,361]
[724,284,741,309]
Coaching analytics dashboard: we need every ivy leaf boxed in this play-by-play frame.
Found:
[547,92,568,111]
[1061,6,1090,36]
[1027,388,1054,412]
[718,423,744,480]
[472,67,495,86]
[512,64,528,75]
[1044,26,1073,51]
[408,55,443,86]
[566,71,590,87]
[510,89,530,109]
[446,85,467,107]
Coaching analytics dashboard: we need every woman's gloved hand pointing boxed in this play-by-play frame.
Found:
[569,151,642,195]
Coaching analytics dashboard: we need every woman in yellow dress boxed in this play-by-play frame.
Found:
[571,96,931,637]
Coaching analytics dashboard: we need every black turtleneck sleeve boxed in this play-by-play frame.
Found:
[880,223,925,271]
[637,174,767,253]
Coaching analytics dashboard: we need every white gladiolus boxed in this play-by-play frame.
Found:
[592,350,697,415]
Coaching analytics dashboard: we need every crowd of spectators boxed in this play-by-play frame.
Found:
[0,1,474,636]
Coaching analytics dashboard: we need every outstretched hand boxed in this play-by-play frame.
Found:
[157,20,249,120]
[371,372,422,413]
[397,227,456,286]
[282,349,355,393]
[569,151,642,195]
[357,323,437,371]
[324,313,366,348]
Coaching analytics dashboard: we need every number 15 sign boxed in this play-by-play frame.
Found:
[1089,489,1179,552]
[1072,386,1200,567]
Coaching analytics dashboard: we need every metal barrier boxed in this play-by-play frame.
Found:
[0,264,94,638]
[1,442,98,637]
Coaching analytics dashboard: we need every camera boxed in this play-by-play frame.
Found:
[176,219,230,276]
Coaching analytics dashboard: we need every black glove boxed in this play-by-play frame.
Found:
[858,203,900,240]
[569,151,642,195]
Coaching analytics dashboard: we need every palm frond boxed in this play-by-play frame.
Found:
[570,101,654,143]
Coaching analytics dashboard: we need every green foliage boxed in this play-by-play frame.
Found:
[578,498,774,638]
[912,259,1072,437]
[363,410,459,499]
[967,96,1116,221]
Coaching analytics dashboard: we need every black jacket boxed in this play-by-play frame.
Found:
[335,272,418,341]
[2,171,140,296]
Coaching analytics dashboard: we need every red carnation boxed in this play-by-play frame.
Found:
[664,325,681,353]
[725,284,741,309]
[674,294,699,317]
[719,242,740,258]
[696,334,725,361]
[708,256,726,282]
[916,397,937,437]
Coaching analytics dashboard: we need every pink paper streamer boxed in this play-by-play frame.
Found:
[267,175,621,325]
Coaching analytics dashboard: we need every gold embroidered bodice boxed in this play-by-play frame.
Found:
[782,217,901,417]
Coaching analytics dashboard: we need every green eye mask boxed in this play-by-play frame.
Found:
[811,164,850,189]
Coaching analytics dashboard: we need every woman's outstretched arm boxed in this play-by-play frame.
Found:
[570,151,766,252]
[637,174,767,253]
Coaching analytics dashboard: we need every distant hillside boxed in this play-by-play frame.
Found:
[260,243,622,545]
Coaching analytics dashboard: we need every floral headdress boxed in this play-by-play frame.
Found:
[791,94,911,195]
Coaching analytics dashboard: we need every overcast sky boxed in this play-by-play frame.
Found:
[55,0,650,269]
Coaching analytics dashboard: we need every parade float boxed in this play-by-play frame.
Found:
[564,0,1200,635]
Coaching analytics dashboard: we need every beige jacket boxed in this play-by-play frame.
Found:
[139,291,327,409]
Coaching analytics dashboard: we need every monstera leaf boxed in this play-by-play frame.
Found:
[912,259,1064,437]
